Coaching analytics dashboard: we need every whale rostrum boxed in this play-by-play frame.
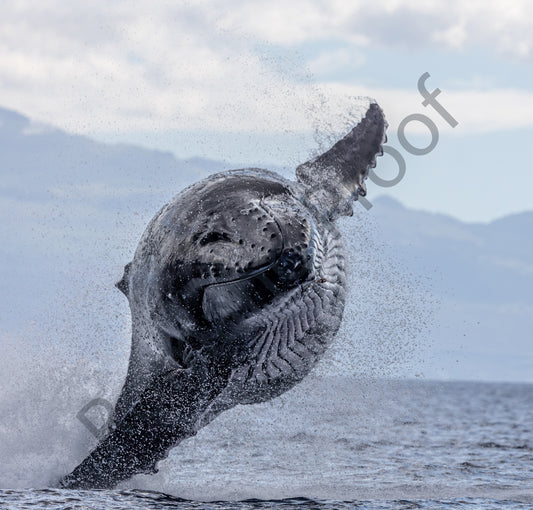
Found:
[58,101,387,489]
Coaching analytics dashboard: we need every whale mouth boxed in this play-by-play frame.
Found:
[201,249,315,326]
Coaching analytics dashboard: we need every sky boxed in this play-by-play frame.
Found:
[1,0,533,221]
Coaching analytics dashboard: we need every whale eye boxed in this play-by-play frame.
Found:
[272,250,309,286]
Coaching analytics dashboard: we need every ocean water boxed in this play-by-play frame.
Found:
[1,378,531,509]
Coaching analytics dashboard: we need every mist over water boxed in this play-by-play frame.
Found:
[1,372,532,507]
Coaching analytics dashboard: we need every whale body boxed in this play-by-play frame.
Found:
[59,101,387,489]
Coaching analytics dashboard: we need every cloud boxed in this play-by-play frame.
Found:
[321,81,533,136]
[1,1,533,141]
[217,0,533,59]
[0,2,319,135]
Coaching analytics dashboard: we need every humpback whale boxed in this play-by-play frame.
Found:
[59,101,387,489]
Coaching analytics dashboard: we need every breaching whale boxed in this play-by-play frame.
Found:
[59,101,387,489]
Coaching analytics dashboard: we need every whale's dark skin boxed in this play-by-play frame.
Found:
[59,101,387,489]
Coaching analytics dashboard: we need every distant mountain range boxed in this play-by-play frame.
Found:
[367,195,532,382]
[1,106,531,382]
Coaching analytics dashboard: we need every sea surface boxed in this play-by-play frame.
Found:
[1,379,532,509]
